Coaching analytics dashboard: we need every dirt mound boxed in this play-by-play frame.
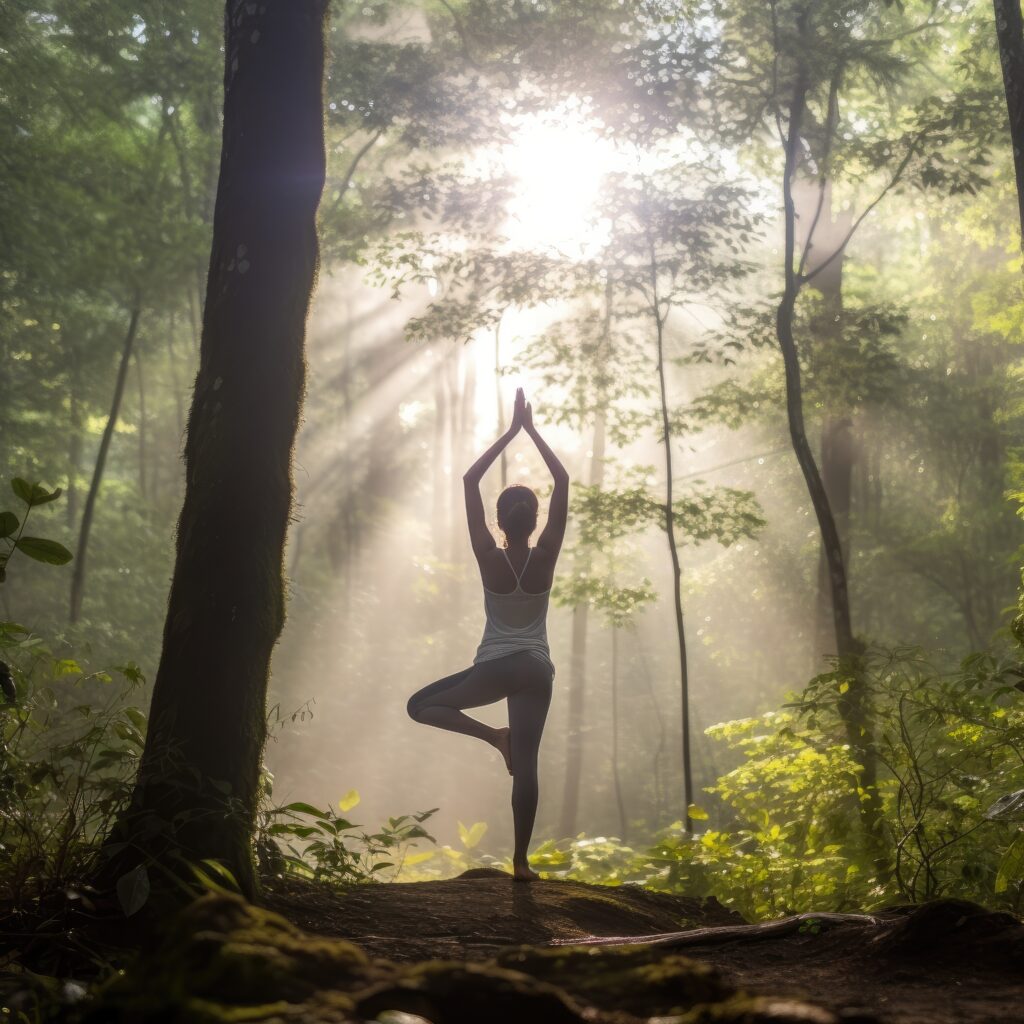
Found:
[869,899,1024,969]
[262,871,742,961]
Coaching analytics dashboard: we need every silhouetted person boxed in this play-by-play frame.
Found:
[408,388,569,881]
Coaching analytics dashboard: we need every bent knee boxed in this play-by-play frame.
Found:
[407,696,426,722]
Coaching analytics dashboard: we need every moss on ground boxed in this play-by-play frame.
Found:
[495,944,729,1015]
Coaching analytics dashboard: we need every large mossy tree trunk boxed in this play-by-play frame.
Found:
[107,0,328,898]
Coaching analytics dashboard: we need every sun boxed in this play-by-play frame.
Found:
[501,106,617,257]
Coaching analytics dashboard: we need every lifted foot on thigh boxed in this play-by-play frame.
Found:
[492,727,513,775]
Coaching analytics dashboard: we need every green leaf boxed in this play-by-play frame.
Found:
[283,801,330,819]
[10,479,33,504]
[338,789,360,812]
[125,707,148,732]
[116,864,150,917]
[0,511,18,538]
[11,479,61,507]
[196,858,242,893]
[688,804,710,821]
[996,833,1024,894]
[16,537,72,565]
[404,850,435,866]
[457,820,487,849]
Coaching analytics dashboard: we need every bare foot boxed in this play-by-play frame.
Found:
[492,727,513,775]
[513,862,541,882]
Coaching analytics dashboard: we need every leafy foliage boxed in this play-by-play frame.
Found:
[255,783,438,885]
[513,644,1024,919]
[0,620,145,913]
[0,479,72,583]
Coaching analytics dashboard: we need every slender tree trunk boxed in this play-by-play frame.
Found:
[494,320,507,489]
[166,310,185,440]
[654,305,692,826]
[188,285,202,351]
[69,298,142,623]
[635,634,667,825]
[815,416,856,655]
[558,412,606,837]
[994,0,1024,249]
[134,344,148,502]
[800,184,857,660]
[779,76,885,871]
[67,345,83,529]
[611,624,628,841]
[104,0,328,898]
[433,343,450,552]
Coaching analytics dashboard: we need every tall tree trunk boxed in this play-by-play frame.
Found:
[635,634,667,824]
[166,309,185,440]
[494,320,507,489]
[779,76,885,870]
[796,181,858,660]
[654,303,693,826]
[432,343,450,552]
[67,344,83,529]
[134,344,148,502]
[557,412,606,837]
[994,0,1024,248]
[69,298,142,623]
[611,624,628,841]
[815,416,856,655]
[104,0,328,898]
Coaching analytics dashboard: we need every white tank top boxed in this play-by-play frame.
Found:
[473,548,555,676]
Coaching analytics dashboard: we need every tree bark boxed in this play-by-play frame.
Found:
[794,179,858,661]
[134,344,148,502]
[654,302,693,826]
[778,74,885,871]
[69,298,142,623]
[67,344,83,529]
[994,0,1024,249]
[815,416,856,656]
[105,0,328,898]
[611,624,628,841]
[558,412,606,838]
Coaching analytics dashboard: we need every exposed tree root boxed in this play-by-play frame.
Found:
[551,911,886,949]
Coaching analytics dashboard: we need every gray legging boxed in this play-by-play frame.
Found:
[407,651,553,866]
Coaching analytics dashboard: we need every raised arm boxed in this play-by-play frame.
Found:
[521,395,569,558]
[463,420,518,558]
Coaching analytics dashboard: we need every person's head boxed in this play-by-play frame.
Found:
[496,485,539,545]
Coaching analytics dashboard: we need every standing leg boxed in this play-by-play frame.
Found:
[507,658,553,881]
[407,663,514,773]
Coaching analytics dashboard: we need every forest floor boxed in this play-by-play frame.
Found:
[261,869,1024,1024]
[10,871,1023,1022]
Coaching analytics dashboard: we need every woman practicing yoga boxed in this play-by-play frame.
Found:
[407,387,569,881]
